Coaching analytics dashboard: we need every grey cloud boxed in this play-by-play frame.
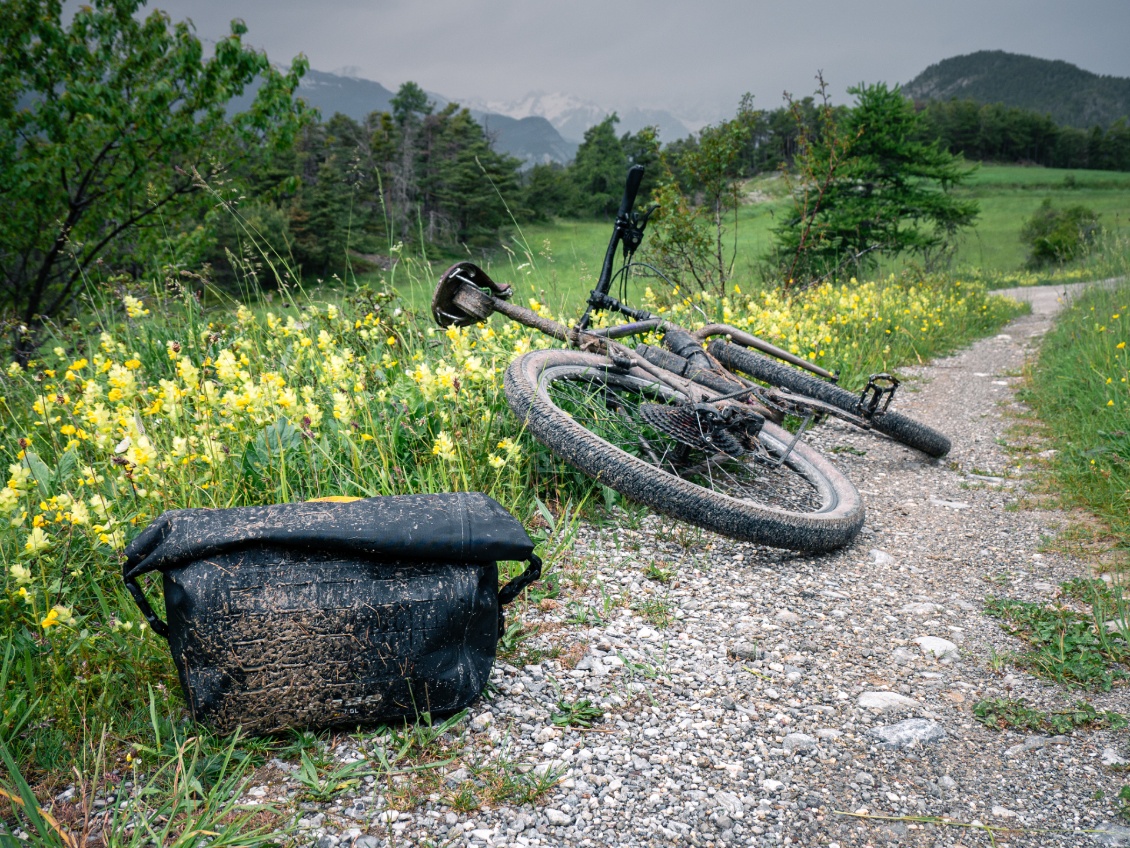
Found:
[147,0,1130,122]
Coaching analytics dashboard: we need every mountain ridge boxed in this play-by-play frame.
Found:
[902,50,1130,128]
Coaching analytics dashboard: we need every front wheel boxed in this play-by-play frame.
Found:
[708,341,952,458]
[504,349,864,552]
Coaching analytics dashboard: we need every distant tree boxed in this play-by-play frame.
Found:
[769,82,979,286]
[521,163,575,221]
[569,115,628,217]
[0,0,309,357]
[644,96,758,296]
[620,126,661,199]
[1021,199,1102,267]
[423,106,521,247]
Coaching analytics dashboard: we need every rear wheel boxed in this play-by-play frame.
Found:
[504,349,864,552]
[708,340,952,457]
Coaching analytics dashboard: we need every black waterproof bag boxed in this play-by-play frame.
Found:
[122,493,540,734]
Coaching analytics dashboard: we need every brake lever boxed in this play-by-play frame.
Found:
[620,205,660,260]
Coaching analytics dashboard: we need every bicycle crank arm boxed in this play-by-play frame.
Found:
[763,387,873,429]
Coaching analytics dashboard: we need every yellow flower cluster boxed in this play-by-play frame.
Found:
[641,275,1017,376]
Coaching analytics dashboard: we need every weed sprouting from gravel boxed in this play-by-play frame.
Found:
[984,579,1130,690]
[551,699,604,728]
[972,696,1128,734]
[632,597,674,628]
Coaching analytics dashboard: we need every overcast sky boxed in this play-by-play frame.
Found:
[145,0,1130,122]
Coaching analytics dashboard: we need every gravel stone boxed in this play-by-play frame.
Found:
[1093,824,1130,846]
[872,718,947,748]
[858,691,918,711]
[781,733,818,753]
[913,635,958,657]
[1103,747,1129,766]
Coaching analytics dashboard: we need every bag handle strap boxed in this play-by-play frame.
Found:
[496,553,542,638]
[123,572,170,639]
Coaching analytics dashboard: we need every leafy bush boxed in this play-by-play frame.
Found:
[1021,198,1103,267]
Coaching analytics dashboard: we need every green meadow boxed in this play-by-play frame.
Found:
[381,164,1130,315]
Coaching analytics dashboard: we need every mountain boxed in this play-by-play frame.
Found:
[471,113,578,168]
[229,68,576,168]
[467,92,696,143]
[902,51,1130,129]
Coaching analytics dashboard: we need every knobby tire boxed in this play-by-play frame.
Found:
[708,341,951,458]
[504,349,864,553]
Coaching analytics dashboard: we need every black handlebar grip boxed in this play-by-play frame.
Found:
[617,165,645,218]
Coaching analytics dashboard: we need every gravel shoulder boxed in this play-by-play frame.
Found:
[263,283,1130,847]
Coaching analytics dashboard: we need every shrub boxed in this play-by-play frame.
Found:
[1021,198,1102,267]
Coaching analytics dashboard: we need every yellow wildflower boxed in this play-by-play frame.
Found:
[40,605,75,629]
[25,526,51,554]
[123,295,150,318]
[432,431,457,461]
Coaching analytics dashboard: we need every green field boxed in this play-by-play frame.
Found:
[380,164,1130,313]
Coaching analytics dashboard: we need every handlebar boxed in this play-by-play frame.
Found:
[578,165,649,331]
[617,164,645,218]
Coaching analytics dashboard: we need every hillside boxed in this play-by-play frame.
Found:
[903,50,1130,128]
[228,68,577,168]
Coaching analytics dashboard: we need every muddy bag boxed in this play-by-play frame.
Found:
[122,493,540,734]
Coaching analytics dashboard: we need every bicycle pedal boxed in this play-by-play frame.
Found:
[857,373,899,418]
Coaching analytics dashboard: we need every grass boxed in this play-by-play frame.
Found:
[973,697,1128,734]
[1019,274,1130,566]
[984,578,1130,691]
[445,164,1130,313]
[550,699,604,729]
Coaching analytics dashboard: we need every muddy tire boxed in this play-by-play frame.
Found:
[504,349,864,553]
[709,341,951,458]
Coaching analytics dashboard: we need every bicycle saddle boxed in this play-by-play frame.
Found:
[433,262,514,327]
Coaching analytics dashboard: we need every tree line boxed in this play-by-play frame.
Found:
[915,98,1130,172]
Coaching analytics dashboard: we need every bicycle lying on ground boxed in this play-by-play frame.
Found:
[432,166,950,553]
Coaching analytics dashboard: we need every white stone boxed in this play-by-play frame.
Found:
[471,712,493,732]
[872,719,946,747]
[899,602,940,615]
[715,790,744,818]
[858,691,918,711]
[782,733,818,753]
[930,498,970,509]
[870,549,895,565]
[761,779,784,793]
[992,806,1018,819]
[775,610,800,624]
[1103,747,1129,766]
[1091,823,1130,846]
[914,636,958,658]
[544,808,573,826]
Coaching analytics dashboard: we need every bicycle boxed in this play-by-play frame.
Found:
[431,165,949,552]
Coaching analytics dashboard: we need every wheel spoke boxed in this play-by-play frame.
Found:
[544,370,823,513]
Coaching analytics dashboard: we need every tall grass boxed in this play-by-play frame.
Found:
[1021,259,1130,566]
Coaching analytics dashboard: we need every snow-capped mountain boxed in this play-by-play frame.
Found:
[464,92,697,143]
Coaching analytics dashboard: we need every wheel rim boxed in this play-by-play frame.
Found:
[537,363,835,515]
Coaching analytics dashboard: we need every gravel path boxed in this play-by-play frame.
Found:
[261,284,1130,847]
